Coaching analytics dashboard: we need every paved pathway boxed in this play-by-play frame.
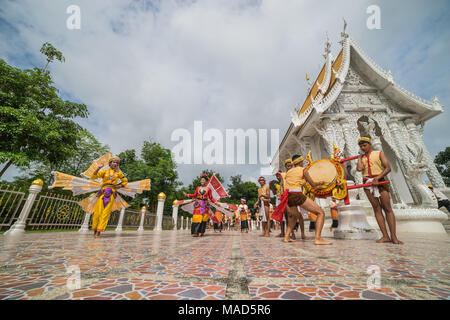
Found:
[0,229,449,300]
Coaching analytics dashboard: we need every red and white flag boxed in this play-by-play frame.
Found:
[219,203,238,212]
[207,174,230,200]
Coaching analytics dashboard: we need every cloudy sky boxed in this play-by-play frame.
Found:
[1,0,449,187]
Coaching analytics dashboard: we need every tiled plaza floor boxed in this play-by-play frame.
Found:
[0,229,449,300]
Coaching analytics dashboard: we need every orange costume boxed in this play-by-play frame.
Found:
[309,212,317,230]
[329,199,339,228]
[238,203,249,230]
[214,211,223,231]
[361,150,389,193]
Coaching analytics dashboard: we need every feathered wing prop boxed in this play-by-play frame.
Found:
[81,152,113,179]
[181,201,220,223]
[178,175,235,223]
[116,179,151,198]
[49,171,101,196]
[179,200,233,223]
[49,171,151,214]
[211,202,237,218]
[179,201,196,215]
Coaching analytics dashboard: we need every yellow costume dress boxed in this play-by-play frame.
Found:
[89,168,128,232]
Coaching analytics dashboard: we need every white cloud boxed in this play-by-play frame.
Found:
[1,0,448,186]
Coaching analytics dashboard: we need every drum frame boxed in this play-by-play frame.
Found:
[303,159,347,200]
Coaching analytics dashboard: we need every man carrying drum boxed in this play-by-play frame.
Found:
[273,154,332,245]
[356,137,403,245]
[291,155,308,240]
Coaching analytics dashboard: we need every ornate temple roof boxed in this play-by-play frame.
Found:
[271,31,444,172]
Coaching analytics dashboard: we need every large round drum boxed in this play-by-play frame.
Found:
[304,159,346,199]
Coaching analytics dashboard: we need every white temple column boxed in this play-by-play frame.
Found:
[5,179,43,236]
[321,118,336,155]
[386,118,419,204]
[180,216,184,230]
[115,207,126,232]
[404,119,446,189]
[137,206,146,232]
[154,193,166,231]
[172,200,179,230]
[334,181,378,240]
[340,118,364,198]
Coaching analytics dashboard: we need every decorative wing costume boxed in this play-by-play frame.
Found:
[179,174,236,223]
[49,152,151,214]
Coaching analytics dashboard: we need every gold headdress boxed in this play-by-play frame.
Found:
[284,158,292,165]
[305,151,313,166]
[331,143,343,161]
[358,137,372,145]
[109,156,120,164]
[292,156,304,165]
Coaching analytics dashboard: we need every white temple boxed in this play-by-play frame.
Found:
[271,26,449,234]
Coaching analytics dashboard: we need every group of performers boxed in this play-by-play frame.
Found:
[266,136,402,245]
[49,136,403,245]
[264,154,332,245]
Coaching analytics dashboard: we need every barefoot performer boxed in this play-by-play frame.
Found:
[238,198,249,233]
[273,155,332,245]
[50,153,151,238]
[291,155,308,240]
[275,159,294,238]
[356,137,403,244]
[257,177,271,237]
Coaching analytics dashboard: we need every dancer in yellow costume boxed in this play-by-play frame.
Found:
[90,156,127,237]
[50,152,151,238]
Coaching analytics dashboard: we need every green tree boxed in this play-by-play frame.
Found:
[40,42,65,73]
[227,174,259,206]
[0,42,88,178]
[118,140,182,213]
[14,129,110,187]
[434,147,450,186]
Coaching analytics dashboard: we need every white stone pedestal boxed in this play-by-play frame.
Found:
[172,203,179,230]
[154,198,165,231]
[334,181,379,240]
[137,207,146,232]
[115,207,126,232]
[393,208,448,233]
[78,213,91,233]
[5,181,42,236]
